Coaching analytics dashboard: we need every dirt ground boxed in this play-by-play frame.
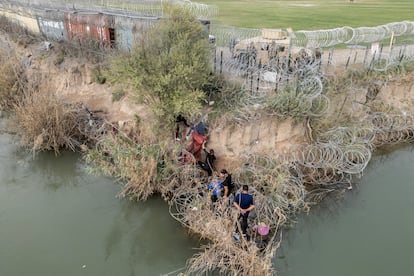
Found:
[2,33,414,171]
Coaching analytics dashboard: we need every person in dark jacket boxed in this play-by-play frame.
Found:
[175,115,190,141]
[220,169,232,198]
[198,142,216,176]
[233,185,255,238]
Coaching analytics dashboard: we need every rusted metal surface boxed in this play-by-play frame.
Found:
[64,12,115,46]
[37,15,67,40]
[114,16,158,51]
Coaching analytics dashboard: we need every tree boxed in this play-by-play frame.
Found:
[109,5,213,127]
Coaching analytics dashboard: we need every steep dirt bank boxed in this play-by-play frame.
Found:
[0,32,153,126]
[2,31,414,170]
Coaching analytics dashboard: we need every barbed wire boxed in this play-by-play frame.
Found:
[172,0,218,19]
[210,25,261,49]
[290,112,414,188]
[215,54,328,122]
[293,21,414,48]
[210,21,414,49]
[0,0,218,19]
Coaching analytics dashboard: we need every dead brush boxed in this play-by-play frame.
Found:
[0,49,26,110]
[14,90,77,153]
[187,239,277,276]
[85,129,174,201]
[13,78,106,154]
[86,135,158,201]
[54,34,113,64]
[167,160,288,275]
[176,197,285,275]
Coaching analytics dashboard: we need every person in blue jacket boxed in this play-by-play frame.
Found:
[208,179,222,203]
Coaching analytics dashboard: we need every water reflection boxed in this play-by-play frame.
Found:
[30,151,83,191]
[276,145,414,276]
[0,130,199,276]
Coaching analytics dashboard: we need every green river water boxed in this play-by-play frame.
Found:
[0,132,198,276]
[1,121,414,276]
[276,146,414,276]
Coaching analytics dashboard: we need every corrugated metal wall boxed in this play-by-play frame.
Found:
[64,12,115,46]
[0,6,210,50]
[37,15,67,41]
[115,16,158,51]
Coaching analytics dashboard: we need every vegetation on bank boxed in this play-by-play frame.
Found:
[0,16,109,155]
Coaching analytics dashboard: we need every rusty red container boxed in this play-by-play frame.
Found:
[64,12,114,46]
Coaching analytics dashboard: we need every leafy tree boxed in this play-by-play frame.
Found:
[108,5,213,127]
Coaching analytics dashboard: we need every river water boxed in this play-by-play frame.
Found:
[276,145,414,276]
[0,132,198,276]
[2,119,414,276]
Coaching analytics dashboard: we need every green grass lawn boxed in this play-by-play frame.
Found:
[200,0,414,30]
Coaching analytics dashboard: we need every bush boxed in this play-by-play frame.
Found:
[13,83,107,154]
[54,52,65,66]
[93,68,106,84]
[107,5,213,127]
[112,88,126,102]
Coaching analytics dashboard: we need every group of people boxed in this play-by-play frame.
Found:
[207,169,232,202]
[207,170,255,240]
[176,116,216,177]
[175,115,256,240]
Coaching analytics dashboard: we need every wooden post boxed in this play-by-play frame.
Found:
[220,50,223,75]
[275,56,280,92]
[284,36,292,83]
[376,43,383,68]
[214,47,217,73]
[368,50,376,71]
[363,46,369,67]
[256,60,261,93]
[389,31,395,59]
[250,53,254,93]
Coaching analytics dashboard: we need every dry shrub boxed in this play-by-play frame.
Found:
[85,129,172,201]
[0,50,25,110]
[168,163,288,275]
[53,34,113,64]
[173,197,283,275]
[13,81,106,154]
[187,240,277,276]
